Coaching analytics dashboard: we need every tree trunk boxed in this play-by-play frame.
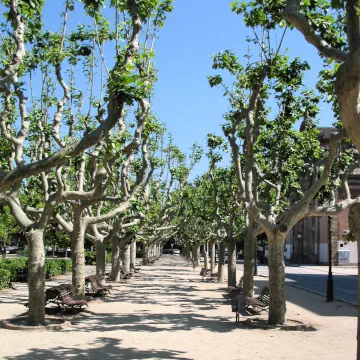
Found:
[227,238,237,287]
[243,227,255,297]
[130,239,136,269]
[203,241,209,271]
[268,231,287,325]
[95,239,106,284]
[348,204,360,360]
[26,228,45,326]
[336,62,360,153]
[192,243,199,267]
[210,241,215,275]
[123,243,131,273]
[142,243,149,265]
[111,237,121,281]
[71,209,86,296]
[184,245,189,259]
[218,242,225,283]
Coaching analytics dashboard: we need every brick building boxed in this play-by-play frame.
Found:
[284,127,360,265]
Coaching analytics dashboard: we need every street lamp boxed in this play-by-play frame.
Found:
[297,232,302,266]
[326,215,334,302]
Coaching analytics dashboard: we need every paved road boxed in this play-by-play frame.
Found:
[237,263,358,304]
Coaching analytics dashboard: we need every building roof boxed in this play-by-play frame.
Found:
[318,127,336,140]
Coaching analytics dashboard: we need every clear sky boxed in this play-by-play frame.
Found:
[150,0,334,176]
[39,0,334,178]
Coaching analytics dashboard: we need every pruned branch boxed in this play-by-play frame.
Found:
[282,0,347,61]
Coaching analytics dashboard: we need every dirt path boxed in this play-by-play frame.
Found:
[0,255,357,359]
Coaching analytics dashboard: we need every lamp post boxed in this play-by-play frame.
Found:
[297,232,302,266]
[254,240,258,276]
[326,215,334,302]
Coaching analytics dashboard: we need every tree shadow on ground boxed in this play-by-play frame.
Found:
[69,310,236,334]
[251,278,356,318]
[104,281,225,310]
[3,337,191,360]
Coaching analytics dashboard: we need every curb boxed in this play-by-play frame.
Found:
[243,318,309,331]
[290,266,358,278]
[257,274,357,307]
[2,316,71,331]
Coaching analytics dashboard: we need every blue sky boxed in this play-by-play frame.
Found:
[39,0,334,177]
[149,1,334,176]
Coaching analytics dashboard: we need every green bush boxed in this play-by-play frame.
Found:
[58,259,72,273]
[0,258,72,288]
[0,268,11,289]
[85,251,112,265]
[85,251,96,265]
[45,260,62,279]
[0,258,27,281]
[45,259,72,279]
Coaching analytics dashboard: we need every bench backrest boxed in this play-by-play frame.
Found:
[259,286,269,305]
[87,275,103,287]
[55,284,76,299]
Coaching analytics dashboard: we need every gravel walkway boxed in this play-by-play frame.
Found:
[0,255,356,359]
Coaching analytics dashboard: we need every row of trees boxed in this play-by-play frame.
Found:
[177,2,360,345]
[1,3,360,358]
[0,0,205,327]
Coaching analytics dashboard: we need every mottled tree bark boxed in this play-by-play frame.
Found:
[130,239,136,269]
[111,237,121,281]
[203,241,209,271]
[26,228,45,326]
[123,243,131,273]
[210,241,215,275]
[196,244,201,266]
[71,207,86,296]
[192,243,199,267]
[227,238,237,287]
[243,226,255,297]
[142,242,149,265]
[218,242,225,283]
[95,239,107,284]
[268,231,287,325]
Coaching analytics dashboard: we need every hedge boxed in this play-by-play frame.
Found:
[0,258,72,290]
[0,251,111,290]
[85,251,112,265]
[0,268,11,289]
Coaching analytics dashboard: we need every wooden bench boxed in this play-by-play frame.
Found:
[225,277,244,295]
[121,268,132,279]
[199,267,210,276]
[85,274,112,296]
[45,284,88,310]
[130,263,140,273]
[256,285,269,308]
[233,286,269,323]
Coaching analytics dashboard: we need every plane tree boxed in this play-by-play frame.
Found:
[206,134,246,285]
[230,0,360,156]
[0,0,173,325]
[137,142,202,264]
[208,38,359,325]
